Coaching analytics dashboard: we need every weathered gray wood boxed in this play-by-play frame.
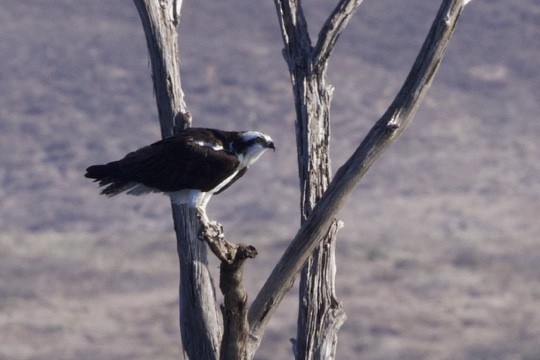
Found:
[271,1,362,359]
[314,0,364,71]
[132,0,187,138]
[295,221,345,360]
[133,1,221,359]
[197,219,257,360]
[174,206,222,359]
[296,0,365,356]
[218,245,257,360]
[133,0,472,358]
[247,0,469,357]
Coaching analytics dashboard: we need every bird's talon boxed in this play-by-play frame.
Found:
[197,220,225,241]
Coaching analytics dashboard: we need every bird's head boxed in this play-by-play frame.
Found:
[233,131,275,167]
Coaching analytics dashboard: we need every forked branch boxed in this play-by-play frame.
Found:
[313,0,364,70]
[247,0,468,355]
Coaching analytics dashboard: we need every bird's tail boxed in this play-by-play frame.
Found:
[85,163,133,196]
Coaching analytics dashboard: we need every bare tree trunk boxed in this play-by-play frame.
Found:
[291,62,346,360]
[132,0,187,139]
[131,0,471,359]
[296,221,344,359]
[269,1,362,358]
[248,1,469,357]
[133,1,221,359]
[174,206,221,359]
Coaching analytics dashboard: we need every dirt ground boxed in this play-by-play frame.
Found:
[1,213,539,360]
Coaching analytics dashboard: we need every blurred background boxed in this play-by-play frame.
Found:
[1,1,538,359]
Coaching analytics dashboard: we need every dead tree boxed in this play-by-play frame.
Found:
[132,0,472,359]
[133,2,221,359]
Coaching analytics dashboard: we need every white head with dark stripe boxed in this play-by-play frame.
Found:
[232,131,275,167]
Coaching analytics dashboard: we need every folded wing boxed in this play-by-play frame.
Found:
[85,133,240,196]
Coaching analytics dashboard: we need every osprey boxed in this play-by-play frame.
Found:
[85,128,275,220]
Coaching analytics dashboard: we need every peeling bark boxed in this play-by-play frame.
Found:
[197,217,258,360]
[174,205,221,359]
[132,0,470,358]
[295,221,345,360]
[133,2,221,359]
[219,245,257,360]
[270,1,363,359]
[248,1,468,357]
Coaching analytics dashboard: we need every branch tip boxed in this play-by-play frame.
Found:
[238,244,258,260]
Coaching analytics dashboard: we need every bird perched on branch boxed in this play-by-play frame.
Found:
[85,127,275,223]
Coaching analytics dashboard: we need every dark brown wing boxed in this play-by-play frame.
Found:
[116,135,240,192]
[86,130,241,194]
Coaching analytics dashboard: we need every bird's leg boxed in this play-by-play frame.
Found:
[194,203,258,265]
[196,206,224,241]
[196,206,238,263]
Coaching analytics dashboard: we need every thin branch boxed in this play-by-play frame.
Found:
[247,0,467,354]
[313,0,364,71]
[273,0,312,69]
